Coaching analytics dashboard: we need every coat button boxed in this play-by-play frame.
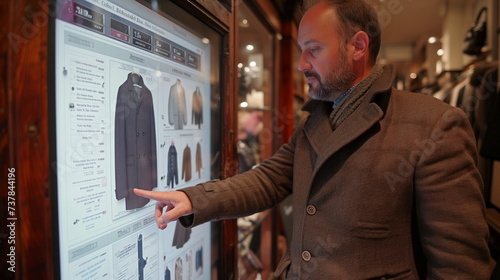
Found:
[301,250,311,261]
[136,133,139,137]
[306,205,317,215]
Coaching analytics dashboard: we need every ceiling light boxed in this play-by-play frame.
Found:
[151,0,158,9]
[437,49,444,56]
[410,73,417,79]
[246,45,254,51]
[428,37,437,44]
[239,19,249,28]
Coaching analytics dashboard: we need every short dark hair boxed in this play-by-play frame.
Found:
[325,0,381,66]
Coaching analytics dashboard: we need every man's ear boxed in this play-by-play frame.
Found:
[350,31,369,61]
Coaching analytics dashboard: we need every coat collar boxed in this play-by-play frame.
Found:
[301,64,395,167]
[126,72,146,104]
[301,64,395,113]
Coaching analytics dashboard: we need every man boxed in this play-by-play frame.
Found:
[134,0,492,278]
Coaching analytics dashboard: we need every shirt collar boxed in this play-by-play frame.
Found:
[332,85,355,108]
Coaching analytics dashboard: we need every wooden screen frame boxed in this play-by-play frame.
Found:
[1,0,238,279]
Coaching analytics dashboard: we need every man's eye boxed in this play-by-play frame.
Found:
[310,48,319,53]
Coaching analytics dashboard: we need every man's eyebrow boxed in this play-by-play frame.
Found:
[299,40,321,48]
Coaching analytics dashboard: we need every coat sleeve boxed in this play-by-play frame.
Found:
[150,93,157,189]
[178,120,304,228]
[191,92,196,125]
[168,85,174,125]
[181,88,187,126]
[114,86,128,200]
[414,106,492,279]
[173,146,179,185]
[182,146,191,181]
[199,93,203,126]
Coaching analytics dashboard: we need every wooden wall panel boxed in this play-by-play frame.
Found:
[1,0,13,279]
[221,1,238,277]
[194,0,232,26]
[2,0,53,279]
[278,20,297,145]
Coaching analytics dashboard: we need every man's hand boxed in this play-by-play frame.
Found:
[133,189,193,230]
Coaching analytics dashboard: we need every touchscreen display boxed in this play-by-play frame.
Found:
[53,1,218,279]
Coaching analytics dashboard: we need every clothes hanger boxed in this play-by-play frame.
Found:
[131,72,143,88]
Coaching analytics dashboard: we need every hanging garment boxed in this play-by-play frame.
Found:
[182,145,192,182]
[474,66,498,140]
[195,247,203,273]
[481,89,500,159]
[175,257,183,280]
[195,142,202,178]
[138,234,147,280]
[449,78,469,108]
[467,61,498,131]
[477,66,500,159]
[172,220,191,249]
[191,86,203,129]
[168,79,187,129]
[464,62,499,192]
[167,144,179,188]
[115,72,157,210]
[164,266,171,280]
[459,82,477,126]
[186,249,192,280]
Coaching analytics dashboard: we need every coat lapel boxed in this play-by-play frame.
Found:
[302,100,333,156]
[314,102,383,171]
[302,65,394,175]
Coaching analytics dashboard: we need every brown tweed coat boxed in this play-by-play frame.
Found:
[180,65,491,279]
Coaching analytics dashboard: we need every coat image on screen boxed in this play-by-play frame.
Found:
[182,144,192,182]
[164,265,171,280]
[138,234,147,280]
[175,257,183,280]
[191,86,203,129]
[168,79,187,130]
[172,220,191,249]
[195,142,202,179]
[186,249,192,280]
[195,246,203,275]
[115,72,157,210]
[167,142,179,188]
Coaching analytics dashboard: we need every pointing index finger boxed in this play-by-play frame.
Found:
[133,188,164,200]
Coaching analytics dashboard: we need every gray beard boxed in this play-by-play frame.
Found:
[306,70,355,102]
[305,47,356,101]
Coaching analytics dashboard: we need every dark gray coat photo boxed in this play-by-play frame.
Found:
[115,72,157,210]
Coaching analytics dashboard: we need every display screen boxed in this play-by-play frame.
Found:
[51,0,222,279]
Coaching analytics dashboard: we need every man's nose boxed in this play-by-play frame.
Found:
[297,54,311,72]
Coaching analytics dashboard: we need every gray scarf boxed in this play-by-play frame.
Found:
[329,64,383,130]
